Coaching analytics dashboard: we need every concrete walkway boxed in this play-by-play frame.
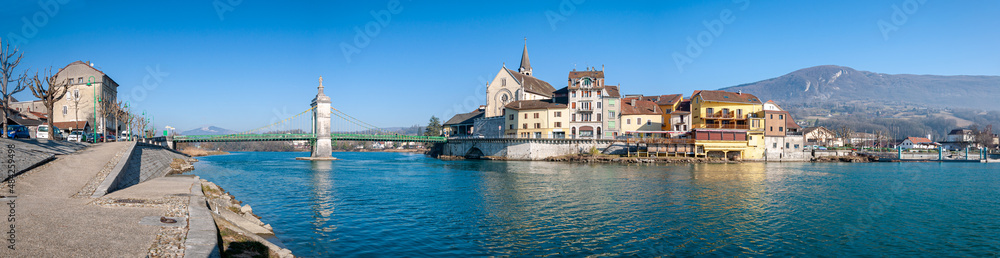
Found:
[0,142,203,257]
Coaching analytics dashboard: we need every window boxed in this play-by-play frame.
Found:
[773,143,778,148]
[509,114,514,120]
[609,99,615,106]
[534,113,539,119]
[534,132,541,138]
[786,142,790,148]
[78,77,83,83]
[554,112,561,117]
[626,119,631,124]
[779,114,784,119]
[68,78,74,84]
[572,114,576,121]
[779,127,784,132]
[608,121,615,129]
[637,118,642,124]
[571,91,576,98]
[509,124,514,129]
[647,120,652,125]
[62,105,68,115]
[555,122,562,128]
[597,113,601,121]
[74,89,80,100]
[597,102,602,109]
[502,78,506,86]
[609,111,615,118]
[794,144,800,149]
[534,123,541,129]
[737,109,742,117]
[706,108,714,114]
[770,126,773,131]
[770,114,773,119]
[524,113,528,119]
[522,123,528,129]
[572,102,576,109]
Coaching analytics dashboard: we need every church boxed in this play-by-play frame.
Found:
[484,41,556,117]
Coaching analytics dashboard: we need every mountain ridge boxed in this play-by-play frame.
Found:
[720,65,1000,110]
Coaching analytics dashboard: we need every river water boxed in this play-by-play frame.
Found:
[192,152,1000,257]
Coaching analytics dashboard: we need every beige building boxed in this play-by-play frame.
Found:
[484,42,556,118]
[503,100,569,139]
[620,97,663,133]
[51,61,119,134]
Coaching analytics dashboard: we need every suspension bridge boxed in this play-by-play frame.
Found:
[156,77,446,160]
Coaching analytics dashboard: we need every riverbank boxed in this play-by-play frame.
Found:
[179,148,231,157]
[199,179,294,257]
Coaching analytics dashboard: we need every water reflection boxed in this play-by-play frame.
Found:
[193,153,1000,257]
[309,161,336,233]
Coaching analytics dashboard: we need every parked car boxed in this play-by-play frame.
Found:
[85,133,105,142]
[6,125,31,139]
[35,125,59,140]
[68,130,85,142]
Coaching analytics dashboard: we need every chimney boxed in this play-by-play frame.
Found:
[631,99,636,106]
[738,90,742,95]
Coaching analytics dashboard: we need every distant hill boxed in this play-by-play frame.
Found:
[181,126,237,135]
[721,65,1000,110]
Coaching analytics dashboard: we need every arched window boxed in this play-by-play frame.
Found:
[637,118,642,124]
[571,127,577,136]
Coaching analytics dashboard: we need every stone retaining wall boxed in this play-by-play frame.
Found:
[106,142,191,193]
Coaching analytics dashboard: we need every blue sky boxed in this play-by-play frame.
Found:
[2,1,998,132]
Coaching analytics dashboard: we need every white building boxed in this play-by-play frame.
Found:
[900,137,937,149]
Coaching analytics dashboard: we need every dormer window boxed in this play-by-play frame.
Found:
[582,78,592,87]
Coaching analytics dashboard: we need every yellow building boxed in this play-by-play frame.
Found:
[640,94,684,131]
[620,97,663,133]
[689,90,765,159]
[503,100,570,138]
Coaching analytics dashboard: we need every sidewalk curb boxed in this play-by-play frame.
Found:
[91,141,137,198]
[185,178,221,258]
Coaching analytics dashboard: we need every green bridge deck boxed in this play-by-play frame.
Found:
[171,133,447,143]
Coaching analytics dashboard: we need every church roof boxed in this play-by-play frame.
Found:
[504,68,555,97]
[519,43,531,72]
[505,99,566,110]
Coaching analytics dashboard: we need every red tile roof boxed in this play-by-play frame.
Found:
[568,70,604,79]
[505,99,566,110]
[694,90,762,104]
[621,98,662,115]
[53,121,89,130]
[906,137,933,144]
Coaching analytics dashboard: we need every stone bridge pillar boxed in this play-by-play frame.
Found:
[298,77,338,161]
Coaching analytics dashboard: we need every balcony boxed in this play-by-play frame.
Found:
[702,111,745,119]
[696,123,749,130]
[576,106,594,112]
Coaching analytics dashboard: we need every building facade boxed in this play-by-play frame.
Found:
[620,97,662,133]
[51,61,119,134]
[566,69,606,139]
[690,90,765,160]
[503,100,569,139]
[602,86,621,138]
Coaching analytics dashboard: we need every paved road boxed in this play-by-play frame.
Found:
[0,142,196,257]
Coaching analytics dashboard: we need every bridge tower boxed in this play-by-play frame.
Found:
[298,77,338,160]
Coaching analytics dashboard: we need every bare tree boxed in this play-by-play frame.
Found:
[113,101,130,140]
[0,39,29,136]
[836,125,854,147]
[969,124,994,149]
[71,85,84,126]
[27,69,68,139]
[134,114,149,139]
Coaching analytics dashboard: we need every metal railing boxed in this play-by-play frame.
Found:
[695,124,750,130]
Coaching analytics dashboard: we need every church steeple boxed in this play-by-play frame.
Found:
[518,38,532,76]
